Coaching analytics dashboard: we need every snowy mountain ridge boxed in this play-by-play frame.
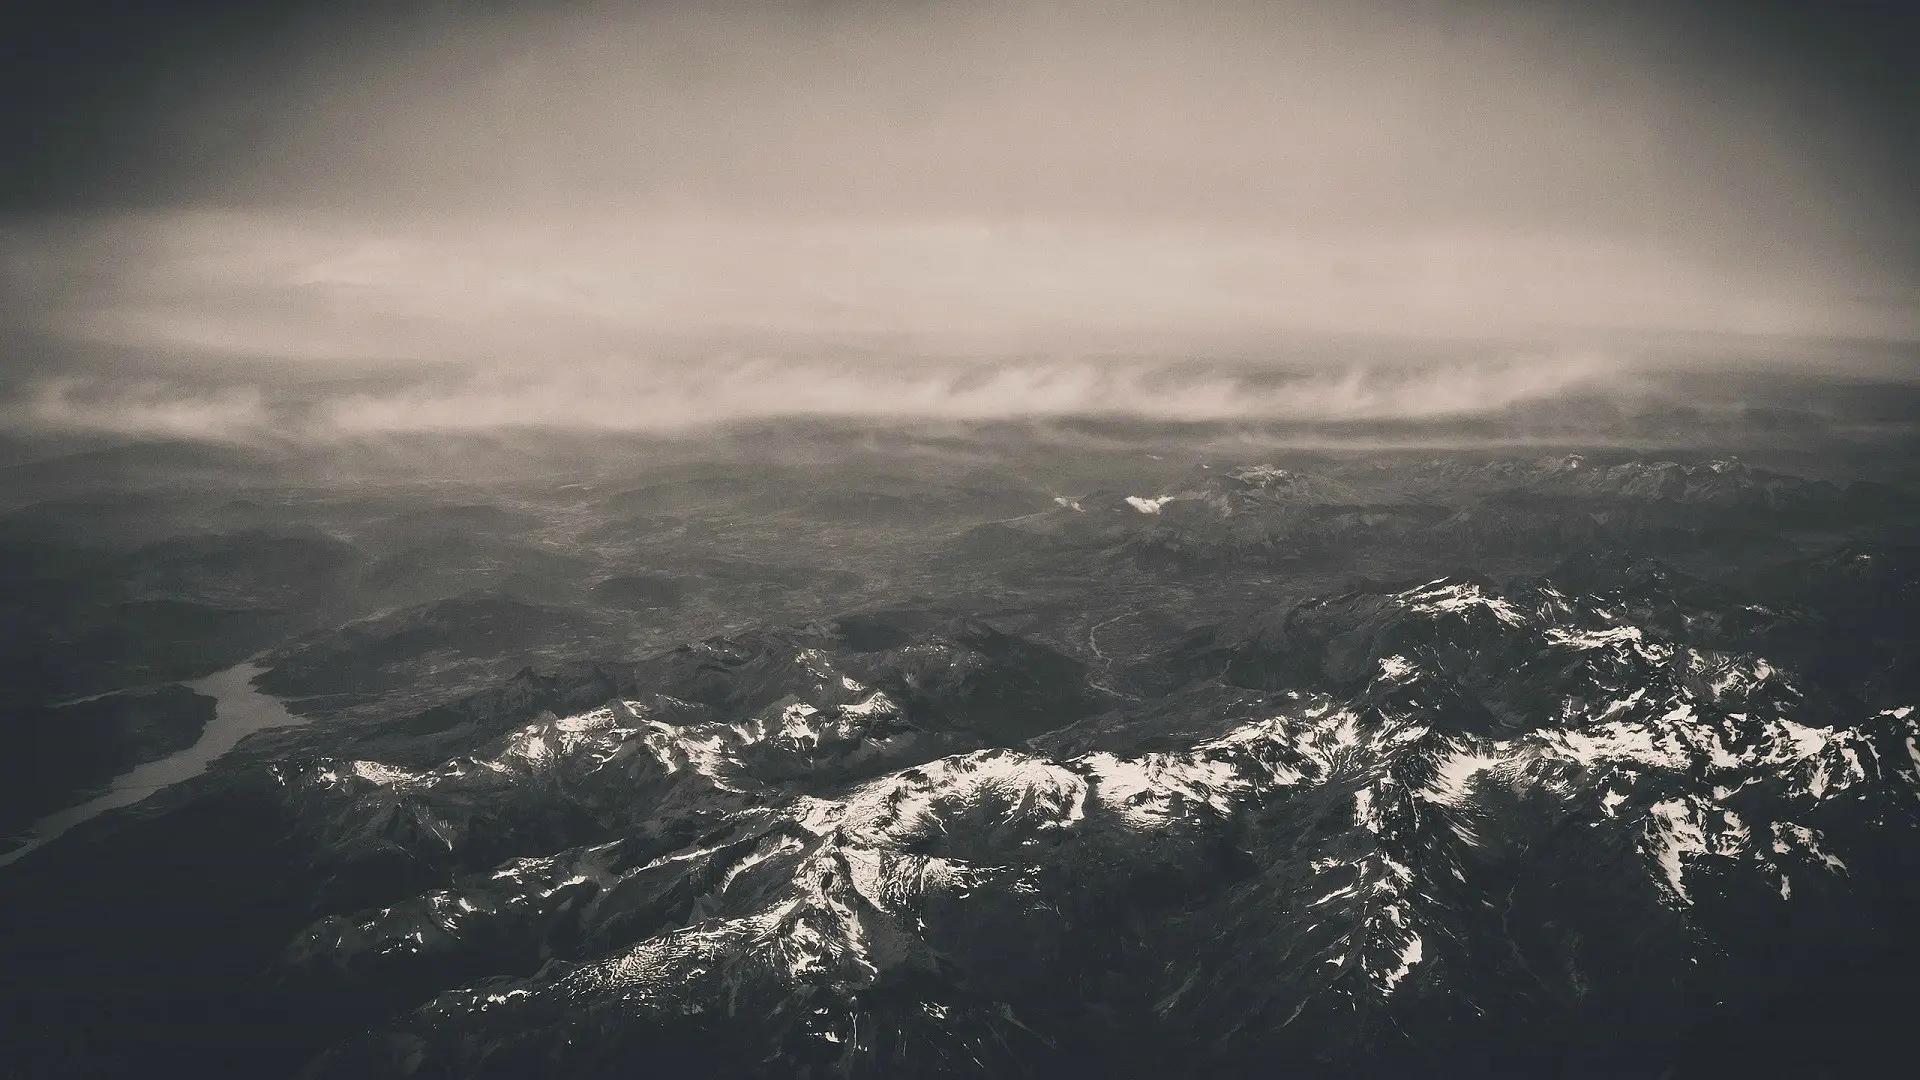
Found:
[283,573,1920,1077]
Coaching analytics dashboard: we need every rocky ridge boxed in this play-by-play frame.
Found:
[281,570,1920,1077]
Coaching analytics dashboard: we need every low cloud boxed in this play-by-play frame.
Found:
[2,378,271,441]
[320,352,1621,433]
[0,349,1621,442]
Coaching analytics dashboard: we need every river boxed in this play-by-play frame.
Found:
[0,662,303,869]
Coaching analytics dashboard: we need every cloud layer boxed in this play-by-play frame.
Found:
[19,211,1913,363]
[2,348,1633,442]
[1,0,1913,442]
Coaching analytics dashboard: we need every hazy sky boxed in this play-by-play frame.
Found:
[2,0,1916,437]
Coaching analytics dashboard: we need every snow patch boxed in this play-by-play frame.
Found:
[1421,748,1505,808]
[1377,654,1417,680]
[1397,579,1526,627]
[1382,934,1424,992]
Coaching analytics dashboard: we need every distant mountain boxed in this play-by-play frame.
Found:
[964,456,1899,573]
[1404,454,1838,506]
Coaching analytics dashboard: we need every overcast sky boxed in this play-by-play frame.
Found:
[1,0,1915,437]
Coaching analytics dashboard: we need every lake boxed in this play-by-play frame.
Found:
[0,662,303,869]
